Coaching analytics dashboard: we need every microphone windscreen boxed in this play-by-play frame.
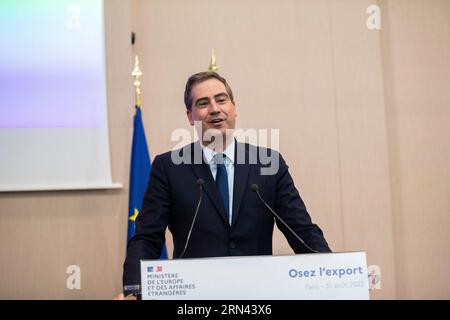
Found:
[196,178,205,186]
[250,184,259,192]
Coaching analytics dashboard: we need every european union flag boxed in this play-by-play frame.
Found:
[127,106,167,259]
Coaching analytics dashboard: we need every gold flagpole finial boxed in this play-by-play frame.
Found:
[132,55,142,107]
[208,49,218,72]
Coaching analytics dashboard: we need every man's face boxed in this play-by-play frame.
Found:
[186,78,237,144]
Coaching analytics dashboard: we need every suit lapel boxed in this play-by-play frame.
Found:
[189,142,230,227]
[231,142,250,226]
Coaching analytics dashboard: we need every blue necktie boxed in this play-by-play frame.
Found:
[215,154,229,221]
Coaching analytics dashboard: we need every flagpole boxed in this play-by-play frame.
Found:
[131,55,142,108]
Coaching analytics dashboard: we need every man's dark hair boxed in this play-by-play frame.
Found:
[184,72,235,110]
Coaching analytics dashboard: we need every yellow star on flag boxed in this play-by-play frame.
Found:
[129,208,139,221]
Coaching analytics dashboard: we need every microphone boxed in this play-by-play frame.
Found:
[179,178,204,258]
[250,184,319,253]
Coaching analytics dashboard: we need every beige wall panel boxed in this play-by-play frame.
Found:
[380,0,450,299]
[327,0,396,299]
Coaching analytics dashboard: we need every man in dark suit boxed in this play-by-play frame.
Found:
[122,71,331,292]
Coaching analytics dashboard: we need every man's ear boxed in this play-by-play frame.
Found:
[186,110,194,126]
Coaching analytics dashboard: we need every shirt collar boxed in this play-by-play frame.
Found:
[201,138,235,165]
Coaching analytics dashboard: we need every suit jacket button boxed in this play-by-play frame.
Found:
[229,242,236,249]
